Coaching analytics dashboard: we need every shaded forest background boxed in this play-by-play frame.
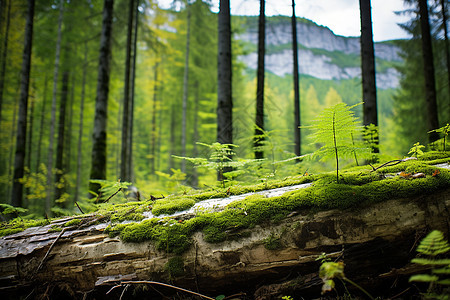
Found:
[0,0,448,218]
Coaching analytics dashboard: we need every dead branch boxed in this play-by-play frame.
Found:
[34,228,67,275]
[105,281,215,300]
[369,157,417,172]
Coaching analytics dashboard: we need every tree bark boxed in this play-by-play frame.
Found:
[418,0,440,143]
[46,0,64,215]
[35,75,48,178]
[54,72,69,203]
[291,0,301,157]
[89,0,114,196]
[150,63,158,176]
[120,0,135,183]
[359,0,379,152]
[11,0,35,208]
[254,0,265,160]
[0,0,11,129]
[181,3,191,174]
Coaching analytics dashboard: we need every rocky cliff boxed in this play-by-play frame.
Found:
[237,16,402,89]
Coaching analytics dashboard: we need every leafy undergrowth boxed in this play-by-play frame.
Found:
[1,151,449,255]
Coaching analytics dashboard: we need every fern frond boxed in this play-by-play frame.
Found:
[416,230,450,256]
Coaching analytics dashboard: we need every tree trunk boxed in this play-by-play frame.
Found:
[46,0,64,215]
[191,81,199,188]
[150,63,158,176]
[0,0,11,129]
[35,75,48,173]
[128,0,139,182]
[89,0,114,196]
[418,0,440,143]
[55,72,69,203]
[11,0,35,208]
[440,0,450,100]
[181,3,191,174]
[254,0,265,160]
[217,0,233,181]
[359,0,379,152]
[120,0,135,183]
[74,44,88,204]
[291,0,301,157]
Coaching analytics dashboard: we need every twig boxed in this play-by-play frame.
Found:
[119,284,129,300]
[104,188,122,203]
[74,201,85,214]
[34,228,67,275]
[369,157,417,172]
[107,281,215,300]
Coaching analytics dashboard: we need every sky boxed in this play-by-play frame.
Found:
[156,0,412,42]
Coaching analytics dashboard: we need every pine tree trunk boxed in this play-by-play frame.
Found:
[217,0,232,181]
[359,0,379,152]
[191,81,199,188]
[150,63,158,176]
[440,0,450,100]
[75,44,88,204]
[418,0,440,143]
[217,0,232,146]
[11,0,35,208]
[89,0,114,196]
[0,0,11,129]
[254,0,265,160]
[55,71,69,203]
[120,0,134,183]
[181,4,191,174]
[128,0,139,182]
[36,75,48,173]
[291,0,301,157]
[46,0,64,215]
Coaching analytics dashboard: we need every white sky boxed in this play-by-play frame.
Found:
[156,0,412,42]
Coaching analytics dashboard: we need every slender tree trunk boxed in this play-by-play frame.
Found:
[191,81,199,188]
[217,0,232,181]
[150,63,158,175]
[75,43,88,204]
[89,0,114,196]
[359,0,379,152]
[169,103,175,171]
[36,75,48,173]
[0,0,10,128]
[254,0,265,159]
[55,71,69,203]
[181,4,191,174]
[26,93,34,172]
[11,0,35,207]
[46,0,64,215]
[128,0,139,182]
[120,0,134,183]
[7,87,18,201]
[291,0,301,157]
[440,0,450,100]
[418,0,440,142]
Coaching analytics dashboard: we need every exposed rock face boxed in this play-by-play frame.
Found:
[0,189,448,299]
[238,17,402,89]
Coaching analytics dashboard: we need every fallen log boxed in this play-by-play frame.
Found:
[0,188,449,299]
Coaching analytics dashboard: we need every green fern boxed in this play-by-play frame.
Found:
[307,102,369,182]
[410,230,450,298]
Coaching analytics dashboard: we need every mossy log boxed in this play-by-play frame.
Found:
[0,188,449,299]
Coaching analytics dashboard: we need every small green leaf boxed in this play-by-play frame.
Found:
[215,295,225,300]
[409,274,439,282]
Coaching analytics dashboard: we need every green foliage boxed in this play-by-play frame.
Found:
[89,179,132,203]
[155,169,187,191]
[0,204,27,217]
[429,124,450,151]
[306,103,369,182]
[410,230,450,298]
[408,142,426,158]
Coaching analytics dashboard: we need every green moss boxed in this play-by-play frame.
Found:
[264,234,282,250]
[164,256,185,279]
[152,198,195,216]
[64,219,82,227]
[49,225,62,232]
[418,151,450,161]
[0,219,50,237]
